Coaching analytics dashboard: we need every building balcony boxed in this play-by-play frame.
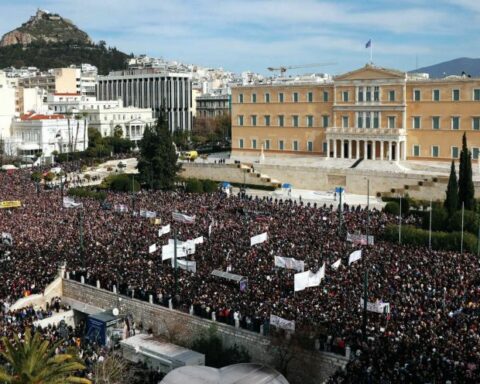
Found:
[326,126,406,137]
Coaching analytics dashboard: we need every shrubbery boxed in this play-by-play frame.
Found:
[185,179,218,194]
[101,174,140,192]
[383,224,478,253]
[384,201,400,215]
[67,187,106,201]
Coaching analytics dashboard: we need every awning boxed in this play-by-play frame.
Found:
[282,183,292,188]
[18,143,40,151]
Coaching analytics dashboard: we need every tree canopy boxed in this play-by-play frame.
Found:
[458,133,475,210]
[444,160,459,216]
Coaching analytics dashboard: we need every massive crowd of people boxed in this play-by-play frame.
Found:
[0,163,479,383]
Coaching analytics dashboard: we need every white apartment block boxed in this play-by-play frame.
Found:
[0,71,16,139]
[97,69,192,132]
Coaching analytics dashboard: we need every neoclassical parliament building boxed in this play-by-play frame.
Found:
[231,64,480,162]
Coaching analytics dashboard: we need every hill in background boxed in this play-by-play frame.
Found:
[410,57,480,78]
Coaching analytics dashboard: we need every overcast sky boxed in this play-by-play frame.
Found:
[1,0,479,75]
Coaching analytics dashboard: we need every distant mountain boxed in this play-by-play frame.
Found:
[0,9,91,47]
[0,9,130,75]
[410,58,480,78]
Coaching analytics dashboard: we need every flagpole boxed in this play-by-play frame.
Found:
[428,198,432,250]
[461,202,464,254]
[174,227,178,299]
[398,194,402,244]
[362,270,368,341]
[370,42,373,63]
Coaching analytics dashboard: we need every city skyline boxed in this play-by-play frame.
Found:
[0,0,479,75]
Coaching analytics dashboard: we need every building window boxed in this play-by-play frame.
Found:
[265,115,270,126]
[474,89,480,101]
[389,90,395,102]
[265,139,270,150]
[238,94,244,103]
[373,112,379,128]
[239,139,244,149]
[413,116,421,129]
[413,145,420,157]
[413,89,421,101]
[307,115,314,127]
[433,89,440,101]
[278,93,284,103]
[473,117,480,130]
[251,115,257,126]
[265,93,270,103]
[322,115,329,128]
[366,113,371,128]
[452,146,459,158]
[308,92,313,102]
[358,87,364,102]
[278,115,284,127]
[452,116,460,130]
[279,140,285,150]
[432,116,440,130]
[366,86,372,102]
[293,92,299,103]
[252,139,257,149]
[388,116,396,129]
[308,141,313,152]
[452,89,460,101]
[252,93,257,103]
[432,146,439,158]
[342,91,349,102]
[292,115,299,127]
[323,91,329,102]
[293,140,299,151]
[358,114,363,128]
[342,116,349,128]
[473,148,480,160]
[238,115,244,126]
[373,86,380,102]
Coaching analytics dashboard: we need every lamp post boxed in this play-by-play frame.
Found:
[362,270,368,341]
[366,178,370,245]
[398,194,402,244]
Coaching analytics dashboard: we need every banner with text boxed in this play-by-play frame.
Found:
[270,314,295,332]
[274,256,305,272]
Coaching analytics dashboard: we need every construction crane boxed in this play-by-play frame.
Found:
[267,62,337,76]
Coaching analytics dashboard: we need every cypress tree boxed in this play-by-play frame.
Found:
[444,160,458,216]
[137,108,180,190]
[458,133,475,210]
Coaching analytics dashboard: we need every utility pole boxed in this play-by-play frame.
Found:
[173,227,178,300]
[338,188,343,236]
[461,202,465,254]
[131,175,136,214]
[362,270,368,341]
[79,210,85,271]
[428,198,432,250]
[398,195,402,244]
[366,179,370,245]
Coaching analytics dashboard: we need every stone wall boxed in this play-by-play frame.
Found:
[62,279,347,383]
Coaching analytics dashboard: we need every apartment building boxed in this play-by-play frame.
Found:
[231,64,480,162]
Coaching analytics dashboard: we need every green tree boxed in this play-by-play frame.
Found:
[137,110,180,190]
[444,160,459,216]
[458,133,475,210]
[0,329,90,383]
[31,172,42,183]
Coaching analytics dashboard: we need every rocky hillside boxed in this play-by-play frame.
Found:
[0,9,91,47]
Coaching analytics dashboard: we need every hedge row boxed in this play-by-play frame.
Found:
[67,187,107,201]
[185,179,218,193]
[383,224,478,253]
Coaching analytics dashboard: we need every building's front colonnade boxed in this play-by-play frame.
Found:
[326,138,407,161]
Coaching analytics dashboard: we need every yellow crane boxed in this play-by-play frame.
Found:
[267,62,337,76]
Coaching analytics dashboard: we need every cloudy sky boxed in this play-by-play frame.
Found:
[0,0,479,75]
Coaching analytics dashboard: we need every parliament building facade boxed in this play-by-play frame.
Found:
[231,64,480,162]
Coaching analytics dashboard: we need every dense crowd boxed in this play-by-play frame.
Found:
[0,164,479,383]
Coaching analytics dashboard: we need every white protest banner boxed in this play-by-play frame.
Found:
[319,263,325,279]
[294,269,323,292]
[250,232,268,246]
[1,232,13,246]
[114,204,128,213]
[331,259,341,270]
[168,239,195,255]
[193,236,204,245]
[347,233,374,245]
[140,210,157,218]
[162,243,189,261]
[172,212,196,224]
[63,197,82,208]
[148,244,157,254]
[158,224,171,237]
[359,298,390,314]
[177,259,197,273]
[270,314,295,332]
[348,250,362,265]
[274,256,305,272]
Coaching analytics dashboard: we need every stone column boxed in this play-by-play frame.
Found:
[402,140,407,161]
[388,141,392,161]
[364,140,368,159]
[396,141,400,162]
[372,141,376,160]
[341,139,345,158]
[356,140,360,159]
[326,139,330,158]
[380,141,384,160]
[333,139,337,158]
[348,140,352,159]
